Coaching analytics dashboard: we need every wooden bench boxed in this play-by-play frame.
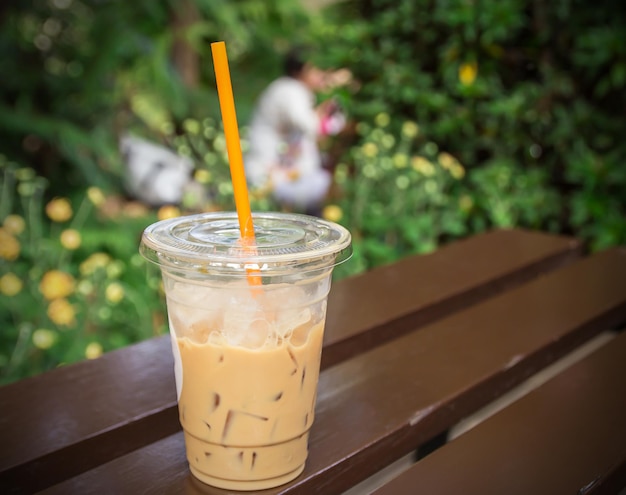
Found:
[1,229,625,494]
[370,330,626,495]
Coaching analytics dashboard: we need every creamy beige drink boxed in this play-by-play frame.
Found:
[166,278,328,490]
[176,320,324,489]
[140,212,351,490]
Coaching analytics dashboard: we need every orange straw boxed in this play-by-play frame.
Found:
[211,41,255,241]
[211,41,260,284]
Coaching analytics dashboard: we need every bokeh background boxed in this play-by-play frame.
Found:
[1,0,625,384]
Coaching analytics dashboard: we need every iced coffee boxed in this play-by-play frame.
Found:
[140,212,351,490]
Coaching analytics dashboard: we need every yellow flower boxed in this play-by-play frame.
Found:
[450,164,466,180]
[45,197,73,222]
[459,62,478,86]
[47,298,77,327]
[32,328,57,350]
[0,228,20,261]
[60,229,82,250]
[105,282,125,304]
[194,169,212,184]
[85,342,103,360]
[438,152,458,171]
[322,205,343,223]
[375,112,390,128]
[157,205,181,221]
[438,152,466,179]
[362,142,378,158]
[80,252,111,276]
[39,270,75,300]
[401,121,420,139]
[411,156,435,176]
[3,214,25,235]
[393,153,408,169]
[87,187,106,207]
[0,273,23,296]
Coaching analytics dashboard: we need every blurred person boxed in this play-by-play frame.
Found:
[244,48,351,215]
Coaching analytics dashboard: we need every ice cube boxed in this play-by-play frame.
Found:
[222,293,261,346]
[166,281,226,339]
[240,318,271,349]
[188,321,214,343]
[273,307,312,340]
[262,284,312,340]
[208,330,225,346]
[290,321,311,346]
[268,284,309,306]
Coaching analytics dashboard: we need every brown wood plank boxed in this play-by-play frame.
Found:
[370,331,626,495]
[321,228,582,368]
[0,336,180,492]
[0,229,581,493]
[37,248,626,495]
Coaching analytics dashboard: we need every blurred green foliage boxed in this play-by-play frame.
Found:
[1,0,625,382]
[317,0,626,258]
[0,0,311,192]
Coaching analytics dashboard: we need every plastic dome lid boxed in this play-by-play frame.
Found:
[140,212,352,275]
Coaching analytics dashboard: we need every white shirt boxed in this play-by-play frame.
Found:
[244,77,330,210]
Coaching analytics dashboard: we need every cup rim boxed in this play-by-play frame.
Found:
[140,211,352,275]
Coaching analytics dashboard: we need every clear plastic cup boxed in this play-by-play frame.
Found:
[140,212,351,491]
